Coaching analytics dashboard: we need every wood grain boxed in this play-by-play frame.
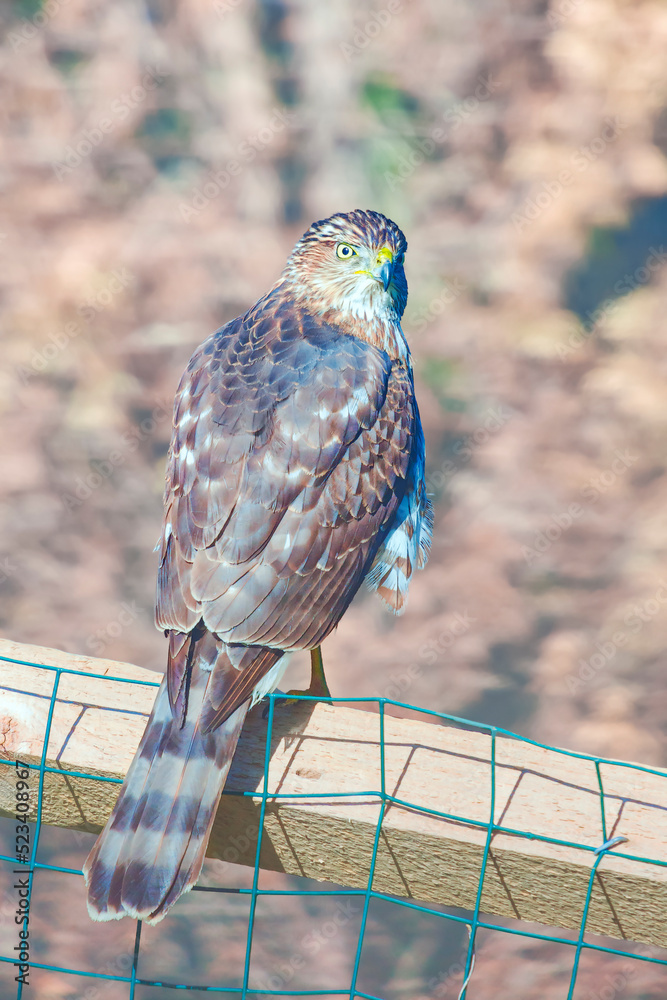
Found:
[1,637,667,946]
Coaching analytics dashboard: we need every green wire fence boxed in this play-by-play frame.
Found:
[1,650,667,998]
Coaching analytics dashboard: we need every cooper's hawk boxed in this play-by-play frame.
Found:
[84,209,433,923]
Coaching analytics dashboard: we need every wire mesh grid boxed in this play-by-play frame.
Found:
[1,650,667,999]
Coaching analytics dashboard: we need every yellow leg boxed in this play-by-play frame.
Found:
[286,645,331,701]
[307,645,331,698]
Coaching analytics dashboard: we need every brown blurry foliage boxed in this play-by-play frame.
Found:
[2,0,667,994]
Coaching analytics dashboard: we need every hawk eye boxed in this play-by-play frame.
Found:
[336,243,357,259]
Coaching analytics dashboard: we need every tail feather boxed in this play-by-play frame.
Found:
[84,632,260,924]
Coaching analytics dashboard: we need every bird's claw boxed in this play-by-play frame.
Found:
[261,646,331,717]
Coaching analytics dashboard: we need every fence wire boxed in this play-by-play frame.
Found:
[1,651,667,998]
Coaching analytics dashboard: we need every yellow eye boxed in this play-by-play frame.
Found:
[336,243,357,259]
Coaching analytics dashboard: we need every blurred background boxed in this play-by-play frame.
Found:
[2,0,667,995]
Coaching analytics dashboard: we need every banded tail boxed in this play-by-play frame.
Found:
[84,631,284,924]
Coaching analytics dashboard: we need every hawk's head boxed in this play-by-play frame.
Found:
[284,209,408,321]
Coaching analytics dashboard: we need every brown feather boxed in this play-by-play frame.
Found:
[88,209,429,925]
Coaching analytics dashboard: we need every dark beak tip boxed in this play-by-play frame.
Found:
[379,261,393,291]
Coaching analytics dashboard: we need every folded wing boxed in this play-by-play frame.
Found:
[156,291,417,724]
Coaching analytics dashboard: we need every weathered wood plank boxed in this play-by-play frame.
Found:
[1,637,667,946]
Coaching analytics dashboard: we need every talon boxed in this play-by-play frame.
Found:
[261,688,288,718]
[275,646,331,707]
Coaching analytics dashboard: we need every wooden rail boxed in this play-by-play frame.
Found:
[1,637,667,946]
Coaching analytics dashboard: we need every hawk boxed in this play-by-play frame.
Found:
[84,209,433,923]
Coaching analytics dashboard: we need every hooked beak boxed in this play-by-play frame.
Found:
[373,248,395,291]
